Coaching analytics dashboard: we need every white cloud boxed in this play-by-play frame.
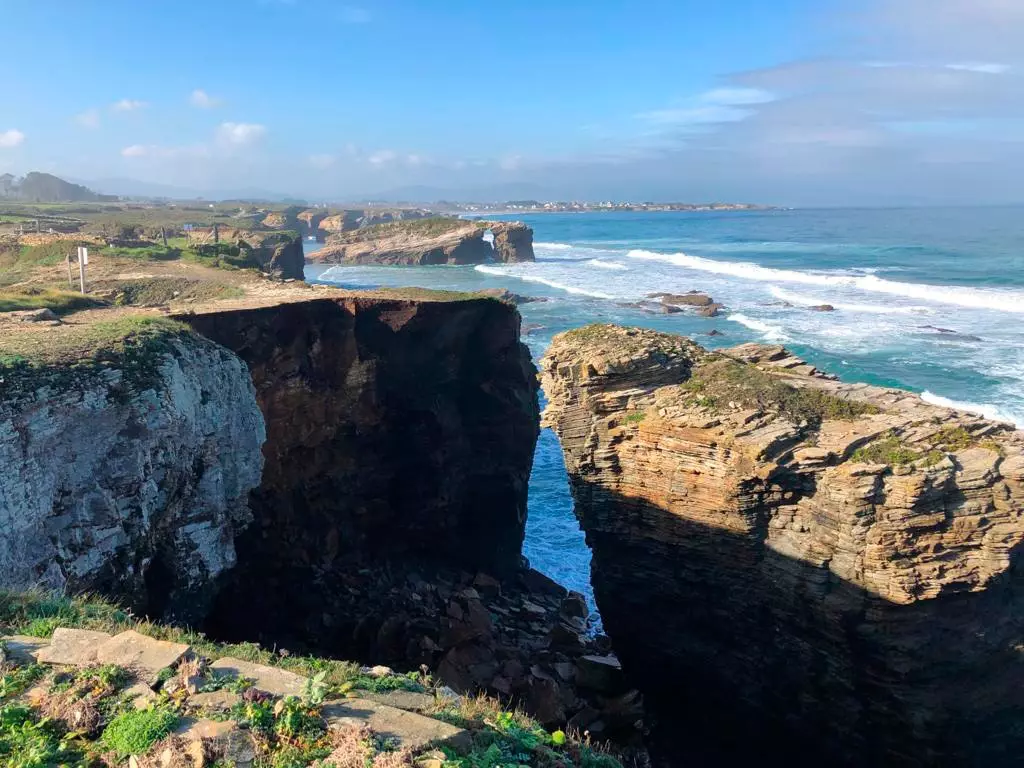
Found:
[368,149,397,165]
[112,99,148,112]
[637,104,755,126]
[339,5,371,23]
[121,144,149,157]
[0,129,25,148]
[946,62,1011,74]
[216,122,267,146]
[701,88,776,105]
[75,109,101,129]
[190,89,222,108]
[406,154,424,166]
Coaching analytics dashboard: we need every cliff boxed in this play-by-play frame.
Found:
[310,218,535,265]
[540,325,1024,766]
[0,320,265,623]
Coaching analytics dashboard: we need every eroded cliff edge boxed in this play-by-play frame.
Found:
[540,324,1024,767]
[0,321,265,623]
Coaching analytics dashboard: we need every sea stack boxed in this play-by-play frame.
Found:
[540,324,1024,767]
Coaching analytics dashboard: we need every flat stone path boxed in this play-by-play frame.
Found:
[324,698,470,751]
[209,656,308,698]
[3,628,469,755]
[94,630,190,684]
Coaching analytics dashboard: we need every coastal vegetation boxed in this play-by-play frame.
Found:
[682,357,881,423]
[0,590,623,768]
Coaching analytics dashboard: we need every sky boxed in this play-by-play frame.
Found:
[2,0,1024,204]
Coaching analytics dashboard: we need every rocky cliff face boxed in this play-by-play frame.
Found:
[490,222,535,263]
[311,219,535,266]
[313,221,493,265]
[180,296,540,642]
[0,332,265,623]
[540,325,1024,767]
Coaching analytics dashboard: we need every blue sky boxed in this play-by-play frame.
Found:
[2,0,1023,203]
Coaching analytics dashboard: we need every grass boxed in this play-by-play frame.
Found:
[338,216,469,241]
[850,436,929,467]
[100,707,179,758]
[94,277,244,307]
[0,591,625,767]
[0,316,195,400]
[623,411,646,425]
[0,286,106,315]
[682,357,880,424]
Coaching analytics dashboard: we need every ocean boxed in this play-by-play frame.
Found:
[306,206,1024,624]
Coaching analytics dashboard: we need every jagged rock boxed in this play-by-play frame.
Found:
[489,222,535,263]
[697,303,724,317]
[0,332,265,623]
[575,654,625,694]
[540,324,1024,766]
[18,307,59,322]
[650,292,715,307]
[182,296,539,646]
[312,220,492,265]
[188,690,242,712]
[266,237,304,280]
[809,304,835,312]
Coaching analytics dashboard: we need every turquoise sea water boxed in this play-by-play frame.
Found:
[307,207,1024,622]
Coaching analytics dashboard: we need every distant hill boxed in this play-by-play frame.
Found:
[0,172,117,202]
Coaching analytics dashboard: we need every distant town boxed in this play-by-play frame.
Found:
[398,200,778,214]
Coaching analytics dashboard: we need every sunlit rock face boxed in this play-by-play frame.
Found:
[541,324,1024,767]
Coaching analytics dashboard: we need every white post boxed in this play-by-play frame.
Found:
[77,246,88,293]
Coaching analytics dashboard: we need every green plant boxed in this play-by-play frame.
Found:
[0,664,46,701]
[623,411,646,425]
[851,435,923,466]
[0,704,82,768]
[100,706,178,758]
[302,671,329,706]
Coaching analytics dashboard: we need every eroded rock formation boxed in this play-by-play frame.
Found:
[540,325,1024,766]
[311,219,536,266]
[490,221,535,263]
[180,295,539,634]
[0,332,265,623]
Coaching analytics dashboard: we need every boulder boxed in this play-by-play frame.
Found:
[489,222,535,263]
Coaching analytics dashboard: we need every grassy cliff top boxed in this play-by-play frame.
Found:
[0,590,622,768]
[333,217,475,241]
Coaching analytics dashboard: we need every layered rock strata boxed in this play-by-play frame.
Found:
[490,221,535,263]
[0,331,266,622]
[540,325,1024,767]
[180,295,539,633]
[311,219,535,265]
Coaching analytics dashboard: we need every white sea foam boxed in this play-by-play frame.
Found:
[626,249,1024,313]
[586,259,629,271]
[474,265,617,299]
[727,313,789,341]
[535,242,573,250]
[920,391,1022,428]
[768,286,932,315]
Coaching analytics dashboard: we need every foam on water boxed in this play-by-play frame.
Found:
[586,259,629,271]
[474,264,619,299]
[921,391,1023,428]
[727,313,790,341]
[768,286,933,315]
[627,249,1024,313]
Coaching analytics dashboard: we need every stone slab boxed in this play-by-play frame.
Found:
[34,628,112,666]
[323,698,469,751]
[209,657,307,698]
[176,717,238,741]
[361,689,436,713]
[94,630,190,684]
[0,635,50,664]
[124,681,159,709]
[188,689,243,712]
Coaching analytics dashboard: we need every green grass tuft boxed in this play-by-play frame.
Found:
[100,706,178,758]
[0,286,105,315]
[683,357,879,424]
